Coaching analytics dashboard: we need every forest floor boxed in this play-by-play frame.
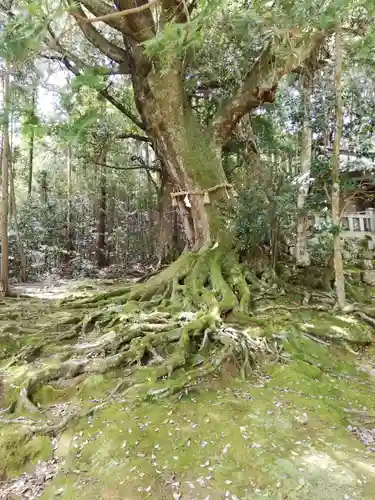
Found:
[10,278,122,301]
[1,279,375,499]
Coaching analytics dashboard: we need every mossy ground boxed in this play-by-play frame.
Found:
[40,343,375,500]
[1,293,374,499]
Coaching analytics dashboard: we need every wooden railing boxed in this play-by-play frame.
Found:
[342,210,375,234]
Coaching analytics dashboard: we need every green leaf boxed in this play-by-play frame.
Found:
[71,69,108,92]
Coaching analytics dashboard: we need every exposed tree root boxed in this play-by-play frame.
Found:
[355,310,375,328]
[302,332,331,346]
[0,402,108,436]
[255,304,331,313]
[1,247,374,441]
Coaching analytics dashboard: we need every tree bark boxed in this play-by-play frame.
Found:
[156,170,182,265]
[10,162,27,282]
[39,171,48,204]
[27,89,36,198]
[97,147,107,268]
[1,71,10,295]
[8,99,27,282]
[295,70,313,266]
[66,145,74,257]
[132,65,232,249]
[332,25,346,309]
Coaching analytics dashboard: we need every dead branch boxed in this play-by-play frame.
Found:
[94,162,161,172]
[71,0,159,24]
[117,133,151,142]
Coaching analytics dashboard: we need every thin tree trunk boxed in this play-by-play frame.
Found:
[27,89,36,197]
[40,171,48,204]
[97,147,107,269]
[10,163,27,281]
[145,144,154,259]
[295,70,313,266]
[270,173,284,270]
[1,71,10,295]
[106,182,115,265]
[332,24,346,308]
[66,145,74,257]
[8,93,27,282]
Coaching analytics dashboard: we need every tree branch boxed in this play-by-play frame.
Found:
[94,162,160,172]
[79,0,131,33]
[117,133,150,142]
[161,0,186,23]
[212,31,327,146]
[116,0,156,42]
[39,54,127,75]
[72,0,159,23]
[100,88,145,129]
[72,5,131,66]
[74,1,157,42]
[44,28,145,130]
[44,27,88,73]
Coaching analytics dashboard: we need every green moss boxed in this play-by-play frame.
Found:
[0,381,19,409]
[2,289,375,498]
[33,385,68,405]
[121,300,140,313]
[183,249,211,309]
[209,249,237,313]
[76,374,116,400]
[43,362,375,499]
[39,333,375,499]
[0,332,20,359]
[0,429,52,478]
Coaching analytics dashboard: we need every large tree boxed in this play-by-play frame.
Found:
[41,0,330,248]
[0,0,373,409]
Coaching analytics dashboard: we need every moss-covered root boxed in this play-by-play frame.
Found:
[0,428,52,478]
[0,307,281,439]
[48,248,251,337]
[3,248,375,443]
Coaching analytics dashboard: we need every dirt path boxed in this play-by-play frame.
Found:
[11,279,101,300]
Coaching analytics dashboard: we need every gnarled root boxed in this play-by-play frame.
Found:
[1,247,373,439]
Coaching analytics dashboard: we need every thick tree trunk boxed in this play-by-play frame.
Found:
[111,1,326,252]
[156,170,182,265]
[295,70,313,266]
[132,67,233,250]
[109,0,327,250]
[332,25,346,309]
